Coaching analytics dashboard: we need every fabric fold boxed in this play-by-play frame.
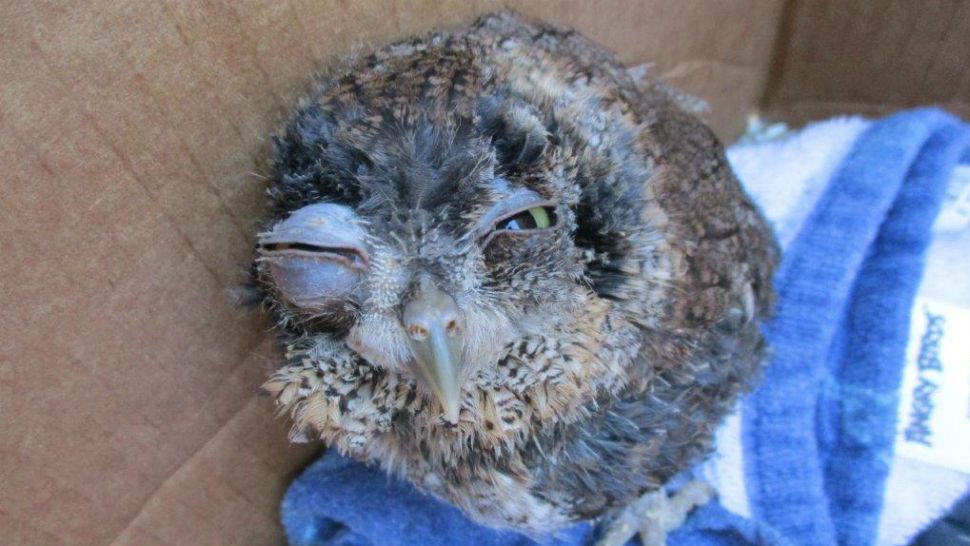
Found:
[742,108,970,546]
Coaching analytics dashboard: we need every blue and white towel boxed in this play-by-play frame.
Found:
[281,108,970,546]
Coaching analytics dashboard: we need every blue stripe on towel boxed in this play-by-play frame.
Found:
[743,108,970,546]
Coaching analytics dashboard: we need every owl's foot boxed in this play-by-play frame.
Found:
[594,480,714,546]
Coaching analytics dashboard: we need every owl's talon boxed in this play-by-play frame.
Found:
[594,480,714,546]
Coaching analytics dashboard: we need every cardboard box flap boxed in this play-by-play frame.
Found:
[763,0,970,125]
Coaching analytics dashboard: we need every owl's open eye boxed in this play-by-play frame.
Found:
[493,206,555,231]
[257,204,368,308]
[478,189,559,247]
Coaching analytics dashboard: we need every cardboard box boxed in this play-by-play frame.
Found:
[1,1,966,544]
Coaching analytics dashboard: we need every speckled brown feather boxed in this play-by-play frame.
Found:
[257,11,779,536]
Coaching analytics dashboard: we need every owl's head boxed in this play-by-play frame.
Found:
[255,40,657,430]
[259,108,589,424]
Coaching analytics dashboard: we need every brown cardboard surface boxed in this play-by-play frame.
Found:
[763,0,970,125]
[0,1,783,544]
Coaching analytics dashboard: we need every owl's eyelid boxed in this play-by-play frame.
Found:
[477,185,548,225]
[259,202,368,250]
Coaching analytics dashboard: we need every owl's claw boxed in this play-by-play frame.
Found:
[594,480,714,546]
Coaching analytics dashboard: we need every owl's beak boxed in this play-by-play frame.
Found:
[402,278,464,425]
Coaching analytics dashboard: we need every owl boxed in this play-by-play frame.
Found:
[255,11,778,546]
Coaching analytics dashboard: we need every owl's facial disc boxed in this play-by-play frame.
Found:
[260,191,565,424]
[257,203,368,308]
